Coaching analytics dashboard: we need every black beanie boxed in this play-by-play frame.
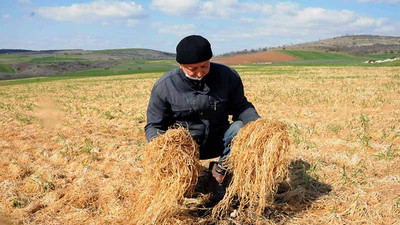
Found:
[176,35,213,64]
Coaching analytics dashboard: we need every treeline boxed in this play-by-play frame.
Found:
[0,49,84,54]
[0,49,35,54]
[218,47,269,57]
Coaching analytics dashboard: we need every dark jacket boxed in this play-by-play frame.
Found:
[145,62,260,159]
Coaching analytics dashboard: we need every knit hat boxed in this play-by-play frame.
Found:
[176,35,213,64]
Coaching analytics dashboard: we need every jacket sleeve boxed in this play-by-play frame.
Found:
[144,84,170,142]
[229,69,260,125]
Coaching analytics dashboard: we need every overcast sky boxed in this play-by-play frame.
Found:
[1,0,400,54]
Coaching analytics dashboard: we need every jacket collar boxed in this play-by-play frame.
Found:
[178,68,210,93]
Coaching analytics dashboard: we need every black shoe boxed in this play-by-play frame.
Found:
[209,181,226,203]
[207,161,227,204]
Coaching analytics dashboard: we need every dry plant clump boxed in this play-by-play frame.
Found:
[130,127,201,224]
[213,118,291,218]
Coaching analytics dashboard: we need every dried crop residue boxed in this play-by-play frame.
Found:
[213,51,299,65]
[0,214,13,225]
[0,77,153,225]
[0,66,399,224]
[130,128,201,224]
[212,119,290,220]
[31,96,64,129]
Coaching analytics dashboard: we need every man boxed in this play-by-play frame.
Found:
[145,35,260,201]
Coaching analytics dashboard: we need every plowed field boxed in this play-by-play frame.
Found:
[213,51,299,65]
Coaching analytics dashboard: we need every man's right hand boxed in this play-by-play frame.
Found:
[211,163,225,184]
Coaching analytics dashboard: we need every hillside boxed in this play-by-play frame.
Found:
[279,35,400,56]
[218,35,400,58]
[213,35,400,65]
[0,48,175,60]
[0,48,176,80]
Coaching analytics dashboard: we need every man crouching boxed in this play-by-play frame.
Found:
[145,35,260,202]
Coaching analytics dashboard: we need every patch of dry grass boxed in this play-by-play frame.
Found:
[213,119,290,219]
[130,127,201,224]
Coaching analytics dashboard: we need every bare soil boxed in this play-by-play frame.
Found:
[213,51,300,65]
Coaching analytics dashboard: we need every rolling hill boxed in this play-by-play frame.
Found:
[0,48,176,80]
[277,35,400,56]
[214,35,400,65]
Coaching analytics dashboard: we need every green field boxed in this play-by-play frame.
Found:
[0,64,15,73]
[281,50,358,60]
[0,54,33,64]
[279,50,400,66]
[29,56,87,63]
[366,53,400,59]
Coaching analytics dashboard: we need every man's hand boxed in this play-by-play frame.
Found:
[212,163,225,184]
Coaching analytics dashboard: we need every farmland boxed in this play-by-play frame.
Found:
[0,49,176,81]
[0,64,399,224]
[0,64,15,73]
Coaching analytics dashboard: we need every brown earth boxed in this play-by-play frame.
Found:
[213,51,300,65]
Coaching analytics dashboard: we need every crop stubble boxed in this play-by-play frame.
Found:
[0,66,399,224]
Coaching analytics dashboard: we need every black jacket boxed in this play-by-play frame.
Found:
[145,62,260,159]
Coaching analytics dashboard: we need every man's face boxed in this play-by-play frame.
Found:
[179,60,210,79]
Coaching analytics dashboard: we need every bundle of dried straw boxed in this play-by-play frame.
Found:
[213,118,291,218]
[130,127,201,224]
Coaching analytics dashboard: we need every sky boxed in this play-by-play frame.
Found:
[1,0,400,55]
